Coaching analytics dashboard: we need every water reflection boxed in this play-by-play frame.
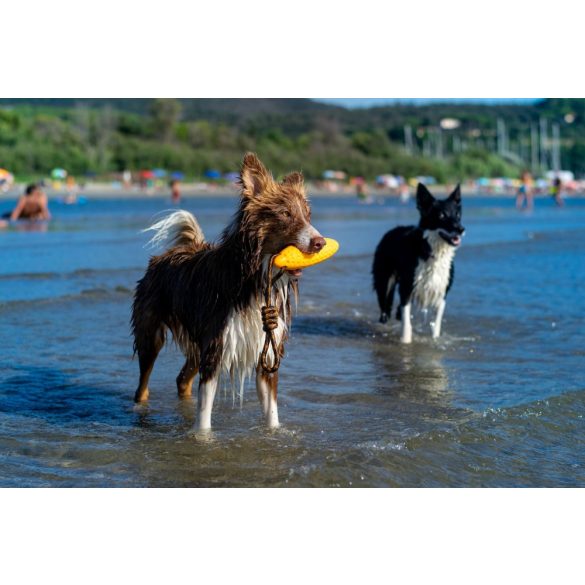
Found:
[372,341,451,404]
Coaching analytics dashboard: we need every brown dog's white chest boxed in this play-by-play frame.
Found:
[220,274,289,394]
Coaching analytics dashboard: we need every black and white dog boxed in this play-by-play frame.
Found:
[372,184,465,343]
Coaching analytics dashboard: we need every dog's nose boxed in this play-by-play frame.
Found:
[458,226,466,235]
[310,236,326,252]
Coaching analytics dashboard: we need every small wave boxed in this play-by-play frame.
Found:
[403,388,585,455]
[81,285,134,296]
[482,388,585,421]
[293,314,375,339]
[357,439,408,452]
[0,272,60,281]
[0,286,133,310]
[71,267,143,277]
[0,266,143,283]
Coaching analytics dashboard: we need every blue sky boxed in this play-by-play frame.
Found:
[314,98,540,109]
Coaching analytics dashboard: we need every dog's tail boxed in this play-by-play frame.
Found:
[143,210,205,250]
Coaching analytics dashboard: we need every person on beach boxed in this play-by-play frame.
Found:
[398,181,410,203]
[1,184,51,225]
[170,179,181,204]
[516,170,534,210]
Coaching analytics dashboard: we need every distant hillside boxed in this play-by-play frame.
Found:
[0,97,574,134]
[0,98,337,118]
[0,98,342,137]
[1,98,584,178]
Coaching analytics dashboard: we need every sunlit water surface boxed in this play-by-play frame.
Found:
[1,195,584,487]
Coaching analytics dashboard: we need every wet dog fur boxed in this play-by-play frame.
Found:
[131,153,325,430]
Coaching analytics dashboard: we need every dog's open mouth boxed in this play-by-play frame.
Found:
[286,269,303,278]
[439,231,462,247]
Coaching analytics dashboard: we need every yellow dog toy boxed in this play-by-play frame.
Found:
[273,238,340,270]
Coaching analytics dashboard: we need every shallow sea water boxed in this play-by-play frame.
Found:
[0,195,584,487]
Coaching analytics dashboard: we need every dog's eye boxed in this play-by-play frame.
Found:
[281,210,291,220]
[439,212,446,220]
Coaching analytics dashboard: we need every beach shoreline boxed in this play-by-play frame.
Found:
[3,183,584,200]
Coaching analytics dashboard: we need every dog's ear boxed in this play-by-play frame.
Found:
[416,183,435,213]
[448,184,462,203]
[240,153,271,198]
[282,171,304,190]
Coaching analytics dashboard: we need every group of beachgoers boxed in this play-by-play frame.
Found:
[516,171,565,210]
[0,172,568,229]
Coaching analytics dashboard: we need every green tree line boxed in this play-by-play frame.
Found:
[1,98,583,181]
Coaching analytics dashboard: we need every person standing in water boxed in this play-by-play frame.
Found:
[516,170,534,210]
[551,176,564,207]
[355,177,372,203]
[1,184,51,225]
[170,179,181,205]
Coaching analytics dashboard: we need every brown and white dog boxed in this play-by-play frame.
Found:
[131,153,325,430]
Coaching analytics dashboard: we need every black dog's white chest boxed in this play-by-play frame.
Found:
[412,232,455,309]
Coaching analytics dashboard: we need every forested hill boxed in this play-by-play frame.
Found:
[1,98,584,179]
[0,98,337,121]
[0,97,566,126]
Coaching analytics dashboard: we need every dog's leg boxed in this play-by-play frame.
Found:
[197,340,222,430]
[256,369,279,428]
[197,376,218,431]
[400,303,413,344]
[375,273,395,324]
[432,299,446,339]
[176,354,199,398]
[134,328,165,403]
[256,368,269,416]
[384,280,397,324]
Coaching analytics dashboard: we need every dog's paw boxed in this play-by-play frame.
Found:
[379,313,388,324]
